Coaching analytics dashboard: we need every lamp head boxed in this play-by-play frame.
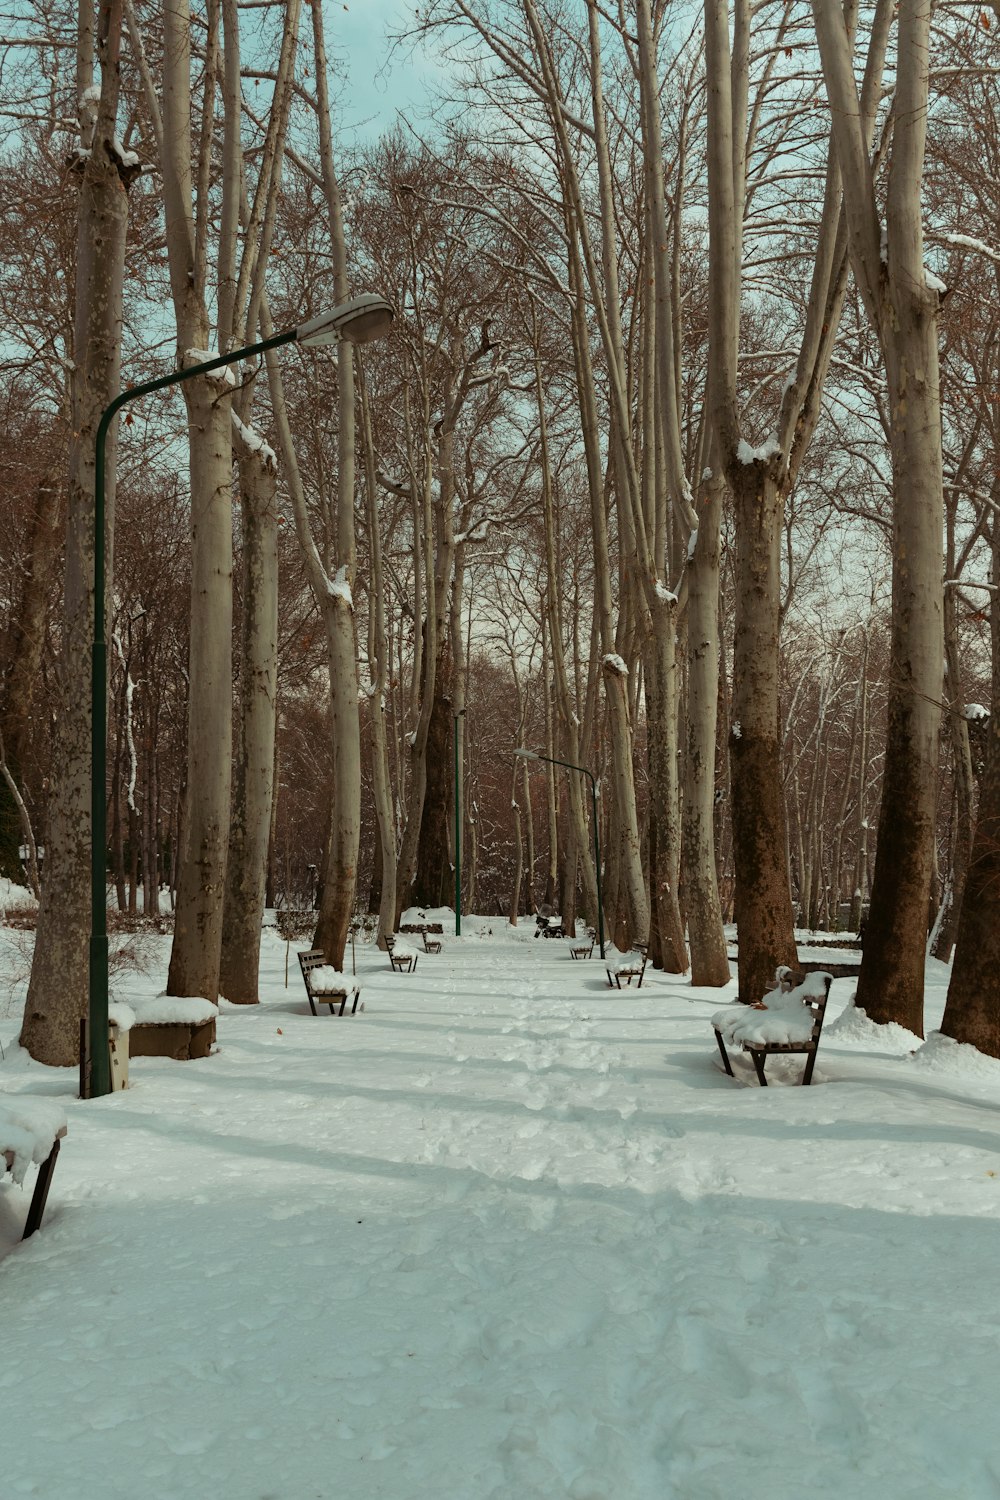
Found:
[514,748,540,761]
[297,294,395,348]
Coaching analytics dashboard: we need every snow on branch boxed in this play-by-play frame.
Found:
[184,350,237,388]
[737,435,782,465]
[231,411,277,472]
[327,565,353,610]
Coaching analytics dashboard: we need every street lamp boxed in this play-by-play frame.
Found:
[454,708,465,936]
[514,748,605,958]
[86,295,395,1097]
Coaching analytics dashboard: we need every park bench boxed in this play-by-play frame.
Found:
[297,949,362,1016]
[385,934,419,973]
[606,943,648,988]
[422,932,443,954]
[569,929,595,960]
[1,1096,68,1240]
[711,970,833,1086]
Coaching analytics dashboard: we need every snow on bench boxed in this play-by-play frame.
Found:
[712,970,833,1086]
[297,950,362,1015]
[605,945,649,988]
[126,994,220,1059]
[1,1094,68,1239]
[385,935,419,973]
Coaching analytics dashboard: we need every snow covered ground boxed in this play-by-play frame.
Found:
[2,915,999,1500]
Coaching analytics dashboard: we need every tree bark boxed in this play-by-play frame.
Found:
[21,0,130,1064]
[219,433,278,1002]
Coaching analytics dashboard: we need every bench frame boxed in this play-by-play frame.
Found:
[297,949,361,1016]
[713,973,832,1086]
[2,1130,66,1240]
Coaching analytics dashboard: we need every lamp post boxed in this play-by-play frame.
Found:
[514,748,605,958]
[86,295,394,1097]
[454,708,465,936]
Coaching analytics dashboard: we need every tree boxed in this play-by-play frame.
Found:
[814,0,945,1034]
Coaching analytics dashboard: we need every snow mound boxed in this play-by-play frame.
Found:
[824,1001,921,1052]
[910,1031,1000,1080]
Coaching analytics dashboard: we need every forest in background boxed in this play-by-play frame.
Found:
[0,0,998,1065]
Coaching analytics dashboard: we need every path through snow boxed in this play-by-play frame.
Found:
[1,922,998,1499]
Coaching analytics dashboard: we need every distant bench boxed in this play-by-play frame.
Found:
[1,1097,67,1239]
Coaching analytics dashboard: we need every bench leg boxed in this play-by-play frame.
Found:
[714,1028,735,1078]
[749,1050,768,1087]
[307,993,318,1016]
[23,1138,61,1239]
[801,1047,818,1085]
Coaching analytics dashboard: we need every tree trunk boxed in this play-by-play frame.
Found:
[682,471,730,984]
[941,514,1000,1055]
[728,468,798,1003]
[166,382,234,1000]
[219,438,278,1003]
[21,1,130,1064]
[0,473,61,882]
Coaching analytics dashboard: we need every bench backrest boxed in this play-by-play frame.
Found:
[800,973,833,1043]
[298,949,327,981]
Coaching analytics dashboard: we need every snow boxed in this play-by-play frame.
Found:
[327,564,354,609]
[231,410,277,471]
[183,349,237,388]
[731,720,742,739]
[963,703,989,721]
[1,923,999,1498]
[131,994,219,1025]
[111,133,140,168]
[0,1094,66,1183]
[306,964,348,991]
[924,268,947,294]
[606,949,644,973]
[654,581,678,604]
[602,653,629,676]
[942,230,1000,266]
[711,971,831,1046]
[737,434,781,464]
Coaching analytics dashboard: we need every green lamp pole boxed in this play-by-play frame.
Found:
[87,296,394,1097]
[514,748,605,958]
[454,708,465,936]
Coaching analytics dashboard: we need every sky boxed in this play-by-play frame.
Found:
[329,0,452,139]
